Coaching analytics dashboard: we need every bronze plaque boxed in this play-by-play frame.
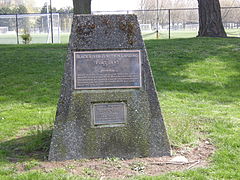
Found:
[74,50,141,89]
[92,102,126,127]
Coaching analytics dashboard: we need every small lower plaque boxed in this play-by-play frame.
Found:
[92,102,126,127]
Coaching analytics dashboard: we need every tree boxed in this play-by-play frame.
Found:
[38,3,57,14]
[58,7,74,32]
[12,5,28,14]
[136,0,194,29]
[0,5,29,31]
[0,0,36,12]
[35,3,57,33]
[73,0,91,14]
[12,5,29,31]
[0,7,12,14]
[0,7,13,30]
[197,0,227,37]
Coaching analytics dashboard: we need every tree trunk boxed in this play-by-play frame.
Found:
[73,0,91,14]
[197,0,227,37]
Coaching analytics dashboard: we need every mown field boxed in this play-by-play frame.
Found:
[0,28,239,44]
[0,38,240,179]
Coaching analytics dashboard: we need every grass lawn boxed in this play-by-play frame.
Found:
[0,38,240,179]
[0,33,70,44]
[0,28,239,44]
[0,31,199,44]
[142,29,240,40]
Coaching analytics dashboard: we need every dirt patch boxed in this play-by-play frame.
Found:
[17,139,215,179]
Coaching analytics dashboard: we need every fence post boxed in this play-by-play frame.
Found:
[156,0,159,39]
[50,0,54,43]
[168,9,171,39]
[15,14,19,44]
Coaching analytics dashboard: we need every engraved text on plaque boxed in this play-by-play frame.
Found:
[92,102,126,127]
[74,50,141,89]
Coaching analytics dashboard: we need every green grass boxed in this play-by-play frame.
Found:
[0,38,240,179]
[0,33,70,44]
[0,31,198,44]
[143,29,240,40]
[0,34,18,44]
[0,44,65,140]
[142,30,198,40]
[142,38,240,179]
[0,28,239,44]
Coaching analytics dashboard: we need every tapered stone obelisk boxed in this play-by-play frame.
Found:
[49,14,171,161]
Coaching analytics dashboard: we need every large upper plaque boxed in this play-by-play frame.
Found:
[74,50,141,89]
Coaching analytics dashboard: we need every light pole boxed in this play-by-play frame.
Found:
[156,0,159,39]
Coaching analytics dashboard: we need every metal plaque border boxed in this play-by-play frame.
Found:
[91,102,127,128]
[73,50,142,90]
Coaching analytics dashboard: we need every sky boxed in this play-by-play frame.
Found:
[36,0,140,11]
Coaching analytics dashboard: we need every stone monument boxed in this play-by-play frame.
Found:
[49,14,171,161]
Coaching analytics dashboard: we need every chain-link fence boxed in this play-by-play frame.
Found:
[0,7,240,44]
[0,13,62,44]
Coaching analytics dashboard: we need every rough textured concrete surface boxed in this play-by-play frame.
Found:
[49,14,171,161]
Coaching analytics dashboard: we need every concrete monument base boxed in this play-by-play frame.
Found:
[49,14,171,161]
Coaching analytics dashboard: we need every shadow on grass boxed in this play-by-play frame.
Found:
[146,38,240,102]
[1,39,239,106]
[0,129,52,163]
[1,39,240,163]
